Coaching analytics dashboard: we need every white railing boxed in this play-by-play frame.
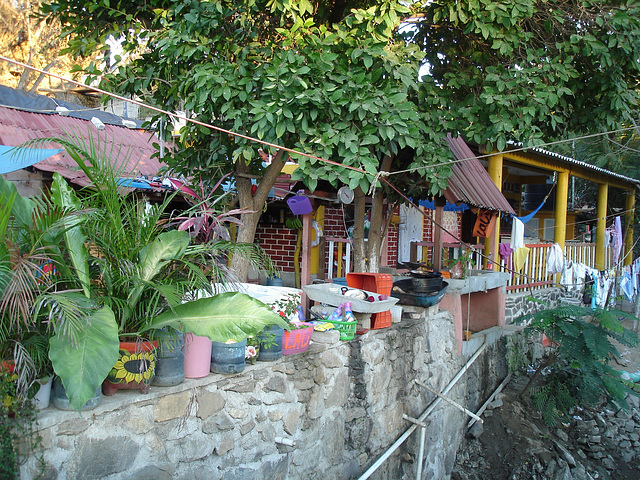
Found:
[409,241,614,292]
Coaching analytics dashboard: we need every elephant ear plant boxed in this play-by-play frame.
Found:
[25,133,287,411]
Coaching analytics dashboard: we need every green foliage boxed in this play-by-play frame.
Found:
[518,304,640,425]
[10,133,287,410]
[0,368,44,480]
[412,0,640,150]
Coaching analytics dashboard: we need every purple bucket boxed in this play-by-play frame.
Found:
[287,195,313,215]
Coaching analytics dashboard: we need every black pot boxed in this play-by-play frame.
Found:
[409,270,443,292]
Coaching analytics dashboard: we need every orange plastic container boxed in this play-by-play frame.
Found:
[371,310,392,330]
[347,273,393,330]
[346,273,392,295]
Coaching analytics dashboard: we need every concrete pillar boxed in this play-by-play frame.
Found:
[553,171,569,249]
[484,153,503,269]
[595,183,608,270]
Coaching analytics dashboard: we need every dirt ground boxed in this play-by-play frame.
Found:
[451,316,640,480]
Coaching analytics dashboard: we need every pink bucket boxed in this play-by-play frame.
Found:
[183,333,212,378]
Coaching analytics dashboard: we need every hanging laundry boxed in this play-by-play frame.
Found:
[621,269,634,302]
[612,216,623,265]
[560,260,573,289]
[546,243,565,275]
[498,243,513,271]
[510,218,525,250]
[512,246,530,273]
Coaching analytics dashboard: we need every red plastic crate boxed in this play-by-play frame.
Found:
[371,310,392,329]
[346,273,392,295]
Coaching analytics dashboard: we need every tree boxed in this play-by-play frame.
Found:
[42,0,640,276]
[411,0,640,151]
[43,0,453,277]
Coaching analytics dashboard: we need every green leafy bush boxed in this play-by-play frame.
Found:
[518,304,639,426]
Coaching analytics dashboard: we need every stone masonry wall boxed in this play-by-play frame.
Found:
[23,309,507,480]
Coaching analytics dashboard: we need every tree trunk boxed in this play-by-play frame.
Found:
[229,149,285,281]
[352,187,367,272]
[366,154,394,273]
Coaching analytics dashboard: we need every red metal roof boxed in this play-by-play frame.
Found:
[0,105,166,187]
[444,133,515,214]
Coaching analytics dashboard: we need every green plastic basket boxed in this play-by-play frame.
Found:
[328,319,357,341]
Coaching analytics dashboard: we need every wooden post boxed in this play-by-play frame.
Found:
[433,196,446,272]
[485,153,503,269]
[301,212,312,310]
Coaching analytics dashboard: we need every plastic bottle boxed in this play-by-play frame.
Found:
[343,302,356,323]
[325,305,344,322]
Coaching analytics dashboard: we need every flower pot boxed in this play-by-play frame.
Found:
[152,332,185,387]
[257,325,284,362]
[102,341,158,396]
[183,333,212,379]
[211,340,247,374]
[282,323,313,355]
[450,261,465,279]
[33,376,53,410]
[52,378,102,411]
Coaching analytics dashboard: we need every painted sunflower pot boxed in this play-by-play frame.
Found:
[102,341,158,396]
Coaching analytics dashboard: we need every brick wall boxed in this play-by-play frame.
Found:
[255,225,298,272]
[255,206,400,274]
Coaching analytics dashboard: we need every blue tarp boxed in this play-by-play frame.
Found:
[117,178,153,189]
[0,145,61,174]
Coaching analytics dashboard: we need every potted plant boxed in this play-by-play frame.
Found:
[23,134,288,411]
[272,293,314,355]
[448,247,476,279]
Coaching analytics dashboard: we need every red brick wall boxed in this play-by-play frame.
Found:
[255,225,298,272]
[255,206,399,274]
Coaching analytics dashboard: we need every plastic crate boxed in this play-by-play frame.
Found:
[346,273,392,295]
[370,310,392,330]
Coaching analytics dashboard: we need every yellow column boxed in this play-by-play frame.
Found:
[484,153,503,269]
[310,206,324,275]
[624,192,636,266]
[595,183,608,270]
[553,171,569,249]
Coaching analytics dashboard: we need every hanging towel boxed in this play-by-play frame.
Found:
[546,243,565,275]
[510,218,525,250]
[513,246,530,273]
[621,269,634,302]
[612,216,622,265]
[498,243,513,270]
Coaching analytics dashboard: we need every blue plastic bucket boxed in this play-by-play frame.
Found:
[211,339,247,374]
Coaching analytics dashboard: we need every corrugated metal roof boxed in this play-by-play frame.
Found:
[508,142,640,188]
[0,88,166,187]
[444,133,515,214]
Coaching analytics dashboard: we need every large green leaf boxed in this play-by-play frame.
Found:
[50,173,91,297]
[138,230,190,283]
[49,306,119,412]
[125,230,191,318]
[146,292,289,342]
[0,177,34,229]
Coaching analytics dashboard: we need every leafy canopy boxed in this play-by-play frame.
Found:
[412,0,640,151]
[42,0,640,199]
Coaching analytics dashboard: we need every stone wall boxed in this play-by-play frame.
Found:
[22,309,507,480]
